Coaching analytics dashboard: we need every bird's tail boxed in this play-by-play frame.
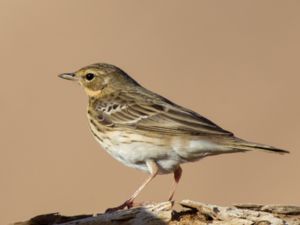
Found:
[226,138,289,154]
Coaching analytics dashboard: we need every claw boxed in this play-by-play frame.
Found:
[105,200,134,213]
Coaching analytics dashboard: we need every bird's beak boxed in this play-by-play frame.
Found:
[58,73,78,81]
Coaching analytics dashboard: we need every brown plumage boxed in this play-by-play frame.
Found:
[59,63,289,212]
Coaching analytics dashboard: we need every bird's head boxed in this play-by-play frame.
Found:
[58,63,139,97]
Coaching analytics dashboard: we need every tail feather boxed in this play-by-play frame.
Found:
[228,138,289,154]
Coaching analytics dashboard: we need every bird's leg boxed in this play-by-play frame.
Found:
[168,166,182,201]
[106,160,159,213]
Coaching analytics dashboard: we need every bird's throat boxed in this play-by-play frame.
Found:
[85,88,102,97]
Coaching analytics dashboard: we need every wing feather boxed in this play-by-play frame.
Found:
[93,90,233,136]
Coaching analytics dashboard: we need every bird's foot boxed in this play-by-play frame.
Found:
[105,200,134,213]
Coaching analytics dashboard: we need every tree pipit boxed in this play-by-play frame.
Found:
[59,63,288,212]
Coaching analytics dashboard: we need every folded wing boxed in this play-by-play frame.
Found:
[94,89,233,137]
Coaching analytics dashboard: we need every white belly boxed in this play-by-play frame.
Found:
[89,122,226,174]
[91,129,181,174]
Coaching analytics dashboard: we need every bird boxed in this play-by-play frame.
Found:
[58,63,289,212]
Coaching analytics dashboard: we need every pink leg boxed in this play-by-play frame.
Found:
[168,166,182,201]
[106,160,159,212]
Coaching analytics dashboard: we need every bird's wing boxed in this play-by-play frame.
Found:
[94,90,233,136]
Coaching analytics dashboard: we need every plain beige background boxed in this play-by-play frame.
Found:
[1,1,299,224]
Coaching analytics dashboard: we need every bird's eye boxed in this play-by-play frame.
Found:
[85,73,95,81]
